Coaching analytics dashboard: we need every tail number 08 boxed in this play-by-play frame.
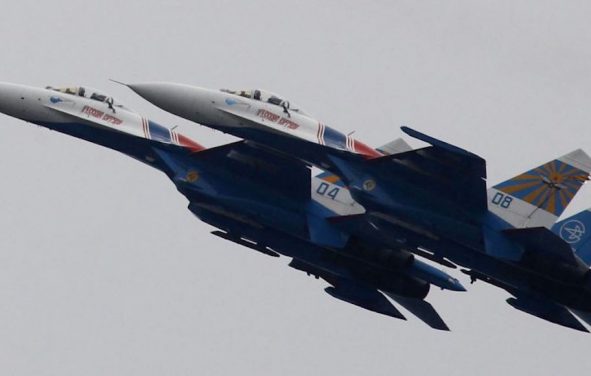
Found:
[492,192,513,208]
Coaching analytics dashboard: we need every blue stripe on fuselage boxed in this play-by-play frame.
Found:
[148,120,172,143]
[323,126,347,150]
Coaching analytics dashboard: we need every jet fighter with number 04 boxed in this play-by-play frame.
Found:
[0,82,470,331]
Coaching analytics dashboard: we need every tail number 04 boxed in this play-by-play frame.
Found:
[492,192,513,208]
[316,182,340,200]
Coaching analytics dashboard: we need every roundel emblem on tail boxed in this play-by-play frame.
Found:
[186,170,200,183]
[363,179,376,192]
[559,219,586,244]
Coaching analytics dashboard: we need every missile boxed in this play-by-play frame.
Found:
[409,259,466,292]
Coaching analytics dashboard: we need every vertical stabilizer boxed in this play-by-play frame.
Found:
[488,149,591,229]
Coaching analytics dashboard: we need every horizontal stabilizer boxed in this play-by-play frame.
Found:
[506,296,588,332]
[324,285,406,320]
[503,227,583,267]
[376,138,412,155]
[384,292,450,331]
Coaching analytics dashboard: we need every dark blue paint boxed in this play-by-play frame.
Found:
[27,119,463,329]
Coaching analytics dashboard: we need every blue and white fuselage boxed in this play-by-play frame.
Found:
[124,81,591,332]
[0,82,465,330]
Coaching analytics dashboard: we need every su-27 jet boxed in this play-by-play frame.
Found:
[126,81,591,332]
[0,82,473,331]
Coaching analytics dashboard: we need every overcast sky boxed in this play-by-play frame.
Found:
[1,1,591,375]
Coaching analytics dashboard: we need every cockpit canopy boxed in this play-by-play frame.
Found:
[46,86,130,110]
[220,88,308,116]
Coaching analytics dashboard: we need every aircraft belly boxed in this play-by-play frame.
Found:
[189,196,307,237]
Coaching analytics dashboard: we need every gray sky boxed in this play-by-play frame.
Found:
[1,1,591,375]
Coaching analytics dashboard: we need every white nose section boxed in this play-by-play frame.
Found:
[0,82,28,119]
[127,82,196,118]
[127,82,217,124]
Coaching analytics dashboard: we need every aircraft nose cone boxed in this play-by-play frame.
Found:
[126,82,173,104]
[0,82,28,119]
[127,82,199,119]
[126,82,219,125]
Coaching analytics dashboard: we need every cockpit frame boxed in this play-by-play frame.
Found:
[46,86,129,110]
[220,88,308,116]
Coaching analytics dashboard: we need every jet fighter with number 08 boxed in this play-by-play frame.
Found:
[126,81,591,332]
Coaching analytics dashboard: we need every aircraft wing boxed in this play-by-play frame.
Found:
[368,127,488,214]
[216,111,489,215]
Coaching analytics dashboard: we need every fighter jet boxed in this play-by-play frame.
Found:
[0,82,466,330]
[126,81,591,332]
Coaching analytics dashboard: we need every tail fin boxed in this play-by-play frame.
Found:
[552,209,591,265]
[488,149,591,229]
